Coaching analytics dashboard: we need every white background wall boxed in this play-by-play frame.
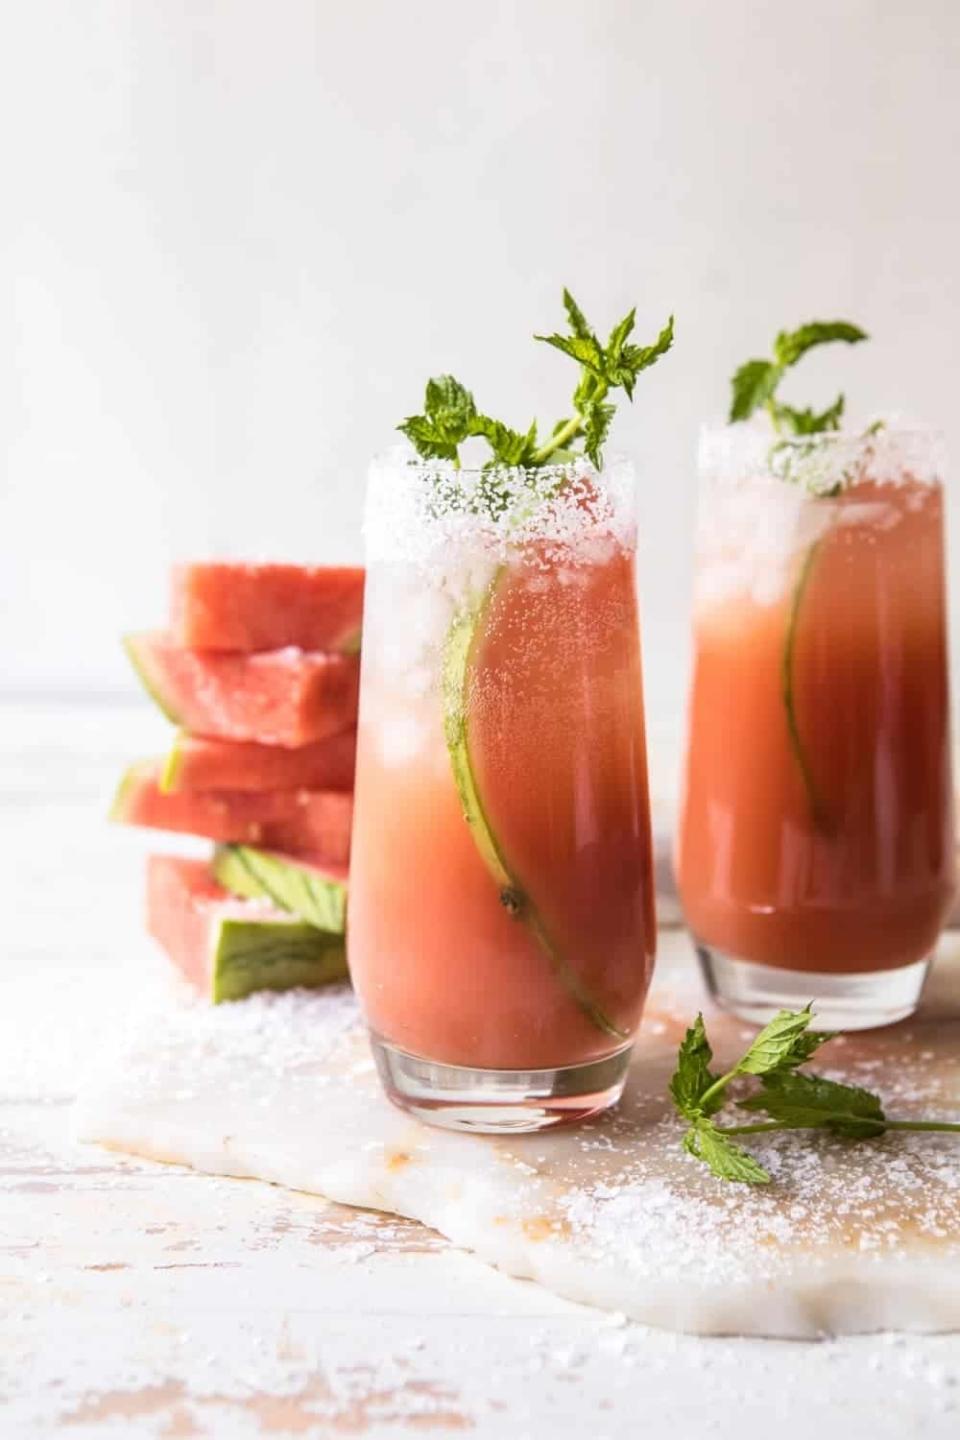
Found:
[3,0,959,728]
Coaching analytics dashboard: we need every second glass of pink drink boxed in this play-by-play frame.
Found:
[348,456,655,1129]
[678,419,955,1028]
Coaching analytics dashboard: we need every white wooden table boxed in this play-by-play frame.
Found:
[2,699,958,1439]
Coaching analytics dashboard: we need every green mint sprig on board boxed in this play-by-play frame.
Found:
[398,290,674,471]
[729,320,868,437]
[670,1007,960,1185]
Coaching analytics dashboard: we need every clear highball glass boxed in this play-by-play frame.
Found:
[348,452,657,1131]
[677,424,956,1028]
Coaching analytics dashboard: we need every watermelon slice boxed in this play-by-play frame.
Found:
[124,632,359,747]
[212,846,347,931]
[443,546,654,1043]
[258,793,353,862]
[161,730,356,794]
[171,563,364,653]
[146,855,347,1002]
[111,761,354,861]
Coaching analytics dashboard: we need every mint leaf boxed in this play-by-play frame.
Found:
[535,331,605,375]
[617,314,675,394]
[605,307,636,363]
[669,1014,722,1120]
[581,398,616,467]
[562,289,595,342]
[739,1071,887,1138]
[734,1006,834,1077]
[471,416,539,468]
[684,1123,771,1185]
[776,393,845,436]
[424,374,476,429]
[397,413,462,462]
[729,319,866,433]
[399,374,479,462]
[729,359,779,422]
[603,308,640,395]
[774,321,868,369]
[780,1024,835,1067]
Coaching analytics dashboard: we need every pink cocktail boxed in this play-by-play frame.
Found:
[348,455,656,1130]
[677,426,955,1027]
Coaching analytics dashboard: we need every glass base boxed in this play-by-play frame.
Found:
[696,944,931,1030]
[370,1035,633,1133]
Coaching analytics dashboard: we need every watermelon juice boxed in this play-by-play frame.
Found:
[348,454,656,1130]
[676,426,955,1028]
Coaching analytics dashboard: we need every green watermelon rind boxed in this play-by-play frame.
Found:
[337,625,363,657]
[209,916,347,1003]
[122,634,181,725]
[441,577,627,1043]
[109,759,158,822]
[158,732,187,793]
[213,845,347,934]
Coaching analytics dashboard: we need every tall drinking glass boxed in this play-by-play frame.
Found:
[349,453,656,1131]
[677,425,955,1028]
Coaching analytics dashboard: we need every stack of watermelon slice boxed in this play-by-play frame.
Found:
[111,563,364,1002]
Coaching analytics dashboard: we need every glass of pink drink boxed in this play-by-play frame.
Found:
[677,425,955,1028]
[348,454,656,1131]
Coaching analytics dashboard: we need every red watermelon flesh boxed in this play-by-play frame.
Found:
[257,793,353,863]
[124,632,359,747]
[112,761,354,861]
[146,855,347,1001]
[162,730,356,794]
[147,854,239,992]
[171,563,364,653]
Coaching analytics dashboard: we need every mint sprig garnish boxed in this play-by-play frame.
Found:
[398,290,674,471]
[729,319,868,436]
[670,1007,960,1185]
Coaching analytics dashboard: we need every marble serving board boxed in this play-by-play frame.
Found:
[76,933,960,1340]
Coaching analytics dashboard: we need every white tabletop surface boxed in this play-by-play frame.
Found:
[2,697,958,1439]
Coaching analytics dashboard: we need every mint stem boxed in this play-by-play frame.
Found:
[883,1120,960,1134]
[694,1065,741,1115]
[530,406,594,466]
[721,1118,960,1137]
[718,1121,787,1135]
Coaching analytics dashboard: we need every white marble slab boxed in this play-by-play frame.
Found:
[3,699,960,1437]
[75,932,960,1340]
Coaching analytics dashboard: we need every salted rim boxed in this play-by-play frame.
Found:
[368,444,629,482]
[363,446,637,563]
[698,421,946,493]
